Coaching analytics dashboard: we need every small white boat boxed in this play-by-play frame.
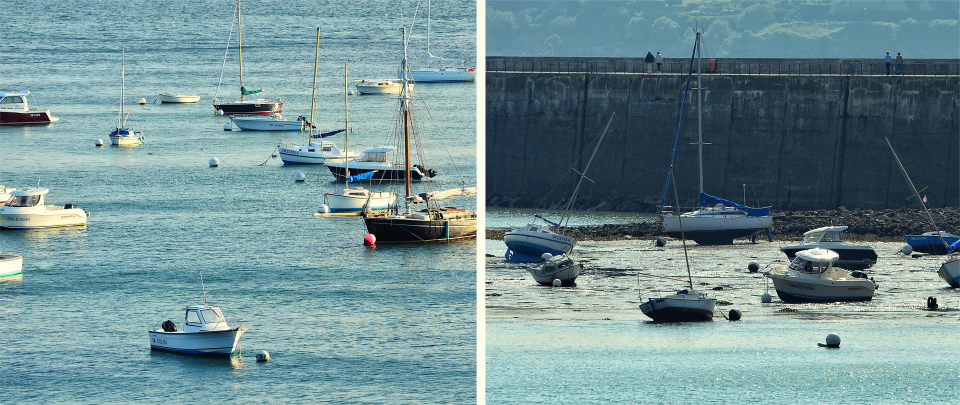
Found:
[279,140,357,165]
[399,0,476,83]
[231,114,306,131]
[640,290,717,322]
[321,187,396,215]
[148,305,247,356]
[0,252,23,277]
[0,90,59,124]
[937,257,960,288]
[355,79,414,95]
[780,226,877,270]
[765,248,878,302]
[527,253,581,286]
[0,188,89,229]
[158,93,201,103]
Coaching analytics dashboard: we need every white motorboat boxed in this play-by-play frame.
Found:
[355,79,414,95]
[766,248,878,302]
[231,114,305,131]
[0,188,89,229]
[0,90,59,124]
[658,31,771,246]
[158,93,201,103]
[148,305,247,356]
[937,257,960,288]
[527,253,581,286]
[640,32,718,323]
[110,45,143,147]
[780,226,877,270]
[399,0,476,83]
[212,0,282,115]
[326,146,435,181]
[0,252,23,277]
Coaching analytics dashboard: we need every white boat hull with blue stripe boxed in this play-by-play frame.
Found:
[503,224,575,263]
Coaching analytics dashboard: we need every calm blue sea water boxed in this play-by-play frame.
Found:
[1,1,477,403]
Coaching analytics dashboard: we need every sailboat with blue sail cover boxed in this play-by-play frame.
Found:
[502,115,614,263]
[659,32,772,246]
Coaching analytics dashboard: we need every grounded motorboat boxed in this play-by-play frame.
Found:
[326,146,436,181]
[158,93,201,103]
[355,79,414,95]
[0,252,23,277]
[0,90,59,124]
[360,29,476,243]
[640,32,717,323]
[657,31,771,246]
[110,45,143,147]
[231,114,305,131]
[279,36,357,166]
[527,253,581,286]
[780,226,877,270]
[905,231,960,255]
[399,0,475,83]
[938,257,960,288]
[766,248,878,302]
[212,0,282,115]
[0,188,89,229]
[148,305,247,356]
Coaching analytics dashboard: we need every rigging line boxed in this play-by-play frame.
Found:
[415,87,469,187]
[635,271,692,284]
[215,3,238,100]
[257,143,279,166]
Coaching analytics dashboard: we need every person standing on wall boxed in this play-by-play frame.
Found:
[895,52,904,75]
[884,51,892,75]
[645,50,655,73]
[655,52,663,73]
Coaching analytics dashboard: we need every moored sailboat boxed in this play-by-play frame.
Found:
[109,45,143,147]
[659,32,771,245]
[400,0,475,83]
[212,0,282,115]
[361,28,476,242]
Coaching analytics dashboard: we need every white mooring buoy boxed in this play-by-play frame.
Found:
[901,244,913,255]
[138,98,146,104]
[209,157,219,167]
[95,139,104,147]
[294,172,306,182]
[819,333,841,348]
[552,279,562,287]
[256,350,270,362]
[761,292,772,303]
[223,123,232,131]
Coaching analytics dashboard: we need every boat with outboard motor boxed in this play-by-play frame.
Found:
[148,305,246,356]
[355,79,414,95]
[0,252,23,277]
[0,188,89,229]
[780,226,877,270]
[905,231,960,255]
[158,93,201,103]
[0,90,58,124]
[527,253,581,286]
[766,248,878,302]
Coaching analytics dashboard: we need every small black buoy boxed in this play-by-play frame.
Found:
[727,308,742,321]
[818,333,841,348]
[927,296,939,310]
[655,237,667,247]
[748,261,760,273]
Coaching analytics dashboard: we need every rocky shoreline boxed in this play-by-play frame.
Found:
[485,207,960,243]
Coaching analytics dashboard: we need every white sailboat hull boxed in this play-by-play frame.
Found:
[938,257,960,288]
[231,116,304,131]
[0,253,23,277]
[662,212,772,245]
[356,81,414,94]
[401,68,476,82]
[158,93,201,103]
[639,292,716,322]
[325,190,396,213]
[148,328,245,356]
[503,228,575,263]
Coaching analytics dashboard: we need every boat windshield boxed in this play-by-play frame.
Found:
[185,310,201,324]
[360,151,387,162]
[789,258,828,274]
[6,195,40,207]
[200,308,225,324]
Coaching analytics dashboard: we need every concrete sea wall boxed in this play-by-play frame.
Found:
[486,65,960,211]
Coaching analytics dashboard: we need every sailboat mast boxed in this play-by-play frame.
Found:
[309,27,319,144]
[237,0,244,99]
[120,45,124,128]
[696,31,704,198]
[401,28,413,206]
[559,114,615,228]
[344,62,350,187]
[427,0,431,55]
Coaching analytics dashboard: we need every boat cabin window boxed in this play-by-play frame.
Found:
[821,231,843,242]
[0,96,24,104]
[200,308,224,324]
[185,310,201,324]
[789,258,828,274]
[322,146,333,152]
[7,195,40,207]
[360,151,387,162]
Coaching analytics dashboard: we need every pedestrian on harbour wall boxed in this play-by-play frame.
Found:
[656,52,663,73]
[884,51,892,75]
[645,50,655,73]
[895,52,904,75]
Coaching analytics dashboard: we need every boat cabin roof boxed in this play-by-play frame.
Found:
[794,248,840,263]
[9,187,49,197]
[803,226,848,236]
[361,146,395,153]
[0,90,30,99]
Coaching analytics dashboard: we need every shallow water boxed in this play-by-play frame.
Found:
[1,1,477,403]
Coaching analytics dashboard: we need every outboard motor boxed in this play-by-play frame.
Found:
[64,204,74,209]
[427,169,438,178]
[161,320,178,332]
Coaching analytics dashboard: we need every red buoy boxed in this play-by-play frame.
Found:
[363,234,376,246]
